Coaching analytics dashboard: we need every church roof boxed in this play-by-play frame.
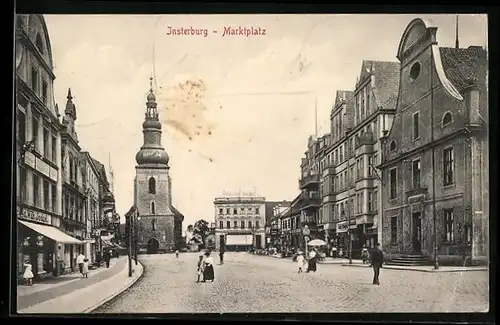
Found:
[439,46,487,92]
[171,205,184,222]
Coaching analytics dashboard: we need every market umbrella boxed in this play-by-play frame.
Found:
[307,239,327,246]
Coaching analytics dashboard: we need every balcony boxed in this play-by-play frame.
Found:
[355,132,376,149]
[300,192,321,210]
[299,173,320,189]
[62,218,86,230]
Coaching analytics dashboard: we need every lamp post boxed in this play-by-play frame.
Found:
[303,225,310,256]
[347,200,352,264]
[135,212,140,266]
[126,213,133,277]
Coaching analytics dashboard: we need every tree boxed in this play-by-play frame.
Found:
[190,219,210,248]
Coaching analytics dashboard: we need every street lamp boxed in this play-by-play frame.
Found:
[347,200,352,264]
[303,225,310,256]
[135,214,140,265]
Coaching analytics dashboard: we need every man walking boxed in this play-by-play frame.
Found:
[76,252,85,276]
[219,245,225,264]
[104,250,111,268]
[370,243,384,285]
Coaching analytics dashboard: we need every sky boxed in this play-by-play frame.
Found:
[43,14,487,228]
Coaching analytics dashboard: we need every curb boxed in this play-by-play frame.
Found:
[82,261,144,313]
[341,264,488,273]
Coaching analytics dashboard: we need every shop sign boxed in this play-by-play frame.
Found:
[35,157,50,178]
[24,151,36,168]
[17,206,52,225]
[336,221,349,233]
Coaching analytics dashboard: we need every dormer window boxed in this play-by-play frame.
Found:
[409,61,421,82]
[389,140,396,151]
[442,112,453,127]
[35,34,44,54]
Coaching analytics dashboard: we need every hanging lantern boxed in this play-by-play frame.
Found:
[23,237,30,247]
[36,235,44,247]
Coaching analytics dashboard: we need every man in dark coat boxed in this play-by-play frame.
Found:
[370,243,384,285]
[104,250,111,268]
[219,245,225,264]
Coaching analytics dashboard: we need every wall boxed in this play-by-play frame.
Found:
[134,167,172,216]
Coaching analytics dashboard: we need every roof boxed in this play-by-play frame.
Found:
[171,205,185,222]
[358,60,400,109]
[439,46,488,92]
[91,157,109,187]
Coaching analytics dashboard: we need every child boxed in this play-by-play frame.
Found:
[23,261,34,286]
[82,258,89,278]
[175,249,179,258]
[296,251,307,273]
[196,255,204,282]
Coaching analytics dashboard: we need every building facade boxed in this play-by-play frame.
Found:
[214,195,266,251]
[81,152,100,263]
[379,18,488,264]
[15,14,83,280]
[134,81,183,253]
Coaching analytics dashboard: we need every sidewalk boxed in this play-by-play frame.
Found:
[341,263,488,273]
[17,256,143,314]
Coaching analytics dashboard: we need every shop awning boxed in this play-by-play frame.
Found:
[18,220,83,244]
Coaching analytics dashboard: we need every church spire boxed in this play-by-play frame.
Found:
[455,14,460,49]
[65,88,76,120]
[145,77,158,120]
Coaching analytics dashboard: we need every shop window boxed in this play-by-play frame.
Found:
[390,216,398,244]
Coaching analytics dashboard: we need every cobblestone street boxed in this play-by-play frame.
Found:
[94,252,489,313]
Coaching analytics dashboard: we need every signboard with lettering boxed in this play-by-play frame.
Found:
[336,221,349,233]
[24,151,36,169]
[35,157,50,178]
[17,206,52,225]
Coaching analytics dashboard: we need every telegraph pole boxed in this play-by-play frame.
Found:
[347,199,352,264]
[127,213,133,277]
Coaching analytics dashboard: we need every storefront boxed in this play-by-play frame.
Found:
[335,219,359,258]
[17,206,82,280]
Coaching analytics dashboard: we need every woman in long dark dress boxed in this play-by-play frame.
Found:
[306,248,318,273]
[202,251,215,282]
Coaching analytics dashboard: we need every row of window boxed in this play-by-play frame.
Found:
[389,111,453,152]
[218,207,260,215]
[63,192,86,223]
[18,168,57,213]
[389,147,454,199]
[17,108,58,164]
[318,189,379,224]
[321,154,379,196]
[389,208,470,244]
[218,220,260,229]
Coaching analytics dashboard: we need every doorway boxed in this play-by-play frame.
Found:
[147,238,160,254]
[412,212,422,254]
[255,235,262,249]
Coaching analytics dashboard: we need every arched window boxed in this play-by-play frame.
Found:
[150,201,156,214]
[35,34,44,54]
[442,112,452,127]
[151,218,156,231]
[148,177,156,194]
[389,140,396,151]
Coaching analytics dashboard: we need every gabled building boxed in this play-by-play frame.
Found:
[264,201,291,248]
[379,18,488,265]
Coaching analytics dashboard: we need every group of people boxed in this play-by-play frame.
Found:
[76,253,90,278]
[295,247,319,273]
[196,250,215,282]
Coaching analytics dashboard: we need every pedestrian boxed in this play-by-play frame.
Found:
[175,249,179,258]
[82,258,89,278]
[219,245,225,264]
[196,255,204,283]
[23,261,34,286]
[331,246,338,258]
[370,243,384,285]
[296,251,307,273]
[76,252,85,276]
[306,248,318,273]
[202,251,215,282]
[104,250,111,268]
[361,246,370,264]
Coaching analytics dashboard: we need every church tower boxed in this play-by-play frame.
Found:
[134,78,175,253]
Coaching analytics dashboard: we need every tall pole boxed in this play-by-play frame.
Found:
[134,210,138,265]
[431,42,439,270]
[348,199,352,264]
[127,215,133,277]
